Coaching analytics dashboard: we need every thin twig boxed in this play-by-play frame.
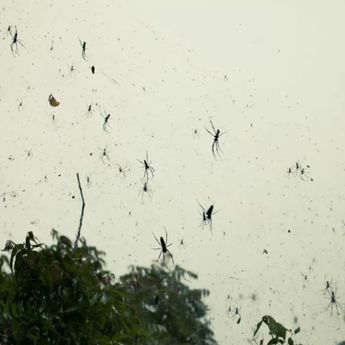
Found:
[74,172,85,249]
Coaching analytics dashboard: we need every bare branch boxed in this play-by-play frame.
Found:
[74,173,85,249]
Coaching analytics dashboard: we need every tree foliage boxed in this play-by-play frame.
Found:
[120,264,217,345]
[0,231,217,345]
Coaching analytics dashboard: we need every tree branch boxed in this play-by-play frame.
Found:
[74,173,85,249]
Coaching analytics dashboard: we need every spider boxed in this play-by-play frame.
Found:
[324,287,343,315]
[152,228,174,266]
[86,104,93,117]
[86,175,92,188]
[116,164,128,179]
[294,161,313,181]
[198,203,216,231]
[101,111,111,132]
[322,280,332,295]
[68,64,78,77]
[99,146,110,163]
[205,120,224,158]
[286,166,294,178]
[299,165,313,181]
[227,304,242,324]
[139,181,153,203]
[138,152,155,181]
[79,39,88,60]
[8,26,24,55]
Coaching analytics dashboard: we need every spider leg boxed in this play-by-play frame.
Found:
[10,42,17,54]
[152,233,161,246]
[164,227,168,243]
[17,39,24,48]
[209,219,213,232]
[210,120,216,133]
[215,141,222,156]
[216,140,222,152]
[149,167,155,178]
[205,127,215,137]
[156,250,163,262]
[198,202,206,212]
[167,250,174,265]
[212,141,217,157]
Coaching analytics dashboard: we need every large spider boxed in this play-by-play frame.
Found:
[152,228,174,266]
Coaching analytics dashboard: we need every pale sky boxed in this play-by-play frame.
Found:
[1,1,345,344]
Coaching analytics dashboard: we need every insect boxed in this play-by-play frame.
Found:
[205,120,224,158]
[48,94,60,107]
[138,152,155,181]
[91,65,95,74]
[8,26,24,55]
[79,39,88,60]
[324,287,343,315]
[152,228,174,266]
[198,203,216,231]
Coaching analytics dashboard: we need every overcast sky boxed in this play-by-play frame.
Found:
[1,1,345,344]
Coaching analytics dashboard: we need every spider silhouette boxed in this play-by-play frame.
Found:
[198,203,216,231]
[205,120,225,158]
[79,39,88,60]
[8,26,24,55]
[152,228,174,266]
[324,287,343,315]
[139,181,153,203]
[138,152,155,181]
[227,305,242,324]
[101,111,111,132]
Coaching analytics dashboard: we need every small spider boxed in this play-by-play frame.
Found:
[205,120,225,158]
[99,146,110,163]
[322,280,332,295]
[299,165,313,181]
[152,228,174,266]
[227,304,242,324]
[198,203,216,231]
[101,111,111,132]
[86,175,92,188]
[79,39,88,60]
[116,164,128,179]
[286,166,294,178]
[8,26,24,55]
[324,287,343,315]
[17,100,23,110]
[139,181,153,203]
[68,64,78,76]
[86,104,93,117]
[138,152,155,181]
